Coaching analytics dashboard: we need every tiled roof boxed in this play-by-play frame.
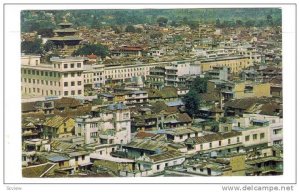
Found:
[22,163,57,178]
[124,139,168,152]
[176,113,192,123]
[148,150,184,163]
[22,102,36,112]
[187,131,241,144]
[43,115,73,128]
[54,97,81,109]
[135,132,156,139]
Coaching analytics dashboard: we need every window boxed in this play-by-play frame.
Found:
[219,141,222,146]
[157,165,160,170]
[78,90,82,95]
[64,73,68,77]
[41,71,44,76]
[75,156,78,161]
[260,133,265,139]
[71,90,75,95]
[228,139,231,145]
[273,129,282,135]
[71,81,75,86]
[59,161,64,167]
[200,144,203,150]
[82,155,85,160]
[64,64,68,69]
[77,63,81,68]
[64,82,68,87]
[24,69,26,74]
[35,60,38,65]
[36,71,39,75]
[237,137,240,142]
[71,63,74,68]
[64,91,68,96]
[209,143,212,148]
[253,134,257,140]
[245,135,250,141]
[77,81,82,86]
[165,163,168,167]
[71,73,75,77]
[193,167,196,171]
[50,72,52,77]
[45,72,48,76]
[180,135,183,139]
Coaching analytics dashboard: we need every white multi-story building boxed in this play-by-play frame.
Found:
[21,55,84,98]
[233,114,283,147]
[165,61,200,87]
[83,64,105,89]
[75,103,131,145]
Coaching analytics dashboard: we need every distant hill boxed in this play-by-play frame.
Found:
[21,8,281,32]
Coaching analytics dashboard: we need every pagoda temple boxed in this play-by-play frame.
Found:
[48,21,82,55]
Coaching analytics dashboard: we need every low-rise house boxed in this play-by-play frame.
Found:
[165,127,203,143]
[135,150,185,176]
[185,131,243,155]
[43,115,75,139]
[22,119,43,142]
[122,139,169,159]
[75,103,131,145]
[186,154,246,176]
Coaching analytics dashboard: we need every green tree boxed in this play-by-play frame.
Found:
[37,28,54,38]
[157,17,168,27]
[216,18,221,28]
[190,77,208,93]
[21,39,43,54]
[267,15,273,26]
[111,26,122,34]
[170,20,179,27]
[236,20,243,27]
[183,89,200,117]
[150,31,163,39]
[73,44,109,58]
[125,25,136,33]
[43,40,56,52]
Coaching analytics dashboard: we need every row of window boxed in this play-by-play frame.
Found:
[23,69,61,77]
[245,133,265,141]
[63,72,82,77]
[63,63,82,69]
[22,87,61,96]
[199,137,240,150]
[105,67,149,74]
[64,90,82,96]
[22,78,60,86]
[63,81,82,87]
[105,72,148,79]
